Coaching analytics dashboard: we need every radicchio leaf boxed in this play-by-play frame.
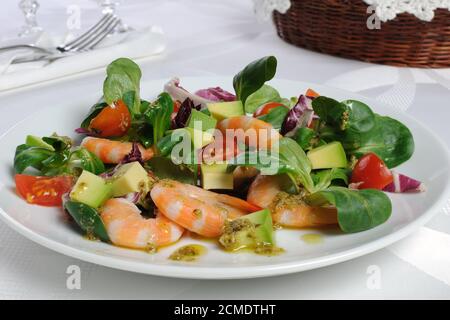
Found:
[172,98,201,129]
[164,77,213,109]
[383,171,425,193]
[122,192,141,204]
[74,127,100,137]
[121,142,144,165]
[280,95,315,137]
[195,87,236,102]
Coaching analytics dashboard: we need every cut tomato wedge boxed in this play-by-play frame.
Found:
[89,100,131,137]
[253,102,287,117]
[350,153,393,190]
[305,88,320,98]
[15,174,74,207]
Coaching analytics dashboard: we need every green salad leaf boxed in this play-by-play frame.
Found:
[233,137,315,193]
[103,58,142,115]
[143,92,174,148]
[64,200,110,242]
[311,168,349,191]
[146,157,197,185]
[14,145,55,173]
[245,84,283,114]
[307,187,392,233]
[233,56,277,105]
[67,148,105,175]
[14,134,105,176]
[293,127,316,150]
[257,106,289,130]
[339,115,415,168]
[313,97,414,168]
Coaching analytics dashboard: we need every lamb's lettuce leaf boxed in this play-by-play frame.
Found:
[233,56,277,105]
[103,58,142,115]
[307,187,392,233]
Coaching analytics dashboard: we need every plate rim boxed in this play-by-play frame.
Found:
[1,77,449,279]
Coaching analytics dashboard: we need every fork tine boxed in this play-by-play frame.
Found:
[83,18,121,51]
[71,16,120,52]
[57,13,113,52]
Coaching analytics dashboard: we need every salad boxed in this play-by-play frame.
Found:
[13,56,424,257]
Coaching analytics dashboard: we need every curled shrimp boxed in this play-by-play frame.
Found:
[216,116,280,150]
[247,175,337,228]
[150,180,260,237]
[100,198,184,250]
[81,137,154,164]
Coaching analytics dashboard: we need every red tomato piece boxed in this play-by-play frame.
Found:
[350,153,393,190]
[15,174,74,207]
[305,88,320,98]
[89,100,131,137]
[253,102,287,117]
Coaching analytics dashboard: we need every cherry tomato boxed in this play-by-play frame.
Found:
[305,88,320,98]
[253,102,287,117]
[15,174,74,207]
[89,100,131,137]
[350,153,393,190]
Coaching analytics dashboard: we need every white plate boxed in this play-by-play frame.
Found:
[0,78,449,279]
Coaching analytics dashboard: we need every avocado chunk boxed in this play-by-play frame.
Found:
[307,141,347,169]
[201,163,233,190]
[185,127,214,149]
[219,208,274,251]
[25,135,55,151]
[187,109,217,132]
[70,170,111,208]
[111,161,149,197]
[207,101,244,121]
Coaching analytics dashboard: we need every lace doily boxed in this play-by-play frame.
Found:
[253,0,450,22]
[364,0,450,22]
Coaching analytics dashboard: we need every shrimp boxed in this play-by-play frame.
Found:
[150,180,260,237]
[247,175,338,228]
[81,137,154,164]
[100,198,184,250]
[216,116,280,150]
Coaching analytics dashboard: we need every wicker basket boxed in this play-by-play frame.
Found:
[273,0,450,68]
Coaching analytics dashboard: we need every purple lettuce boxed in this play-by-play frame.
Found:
[280,95,315,137]
[195,87,236,102]
[172,98,201,129]
[122,192,141,204]
[74,127,100,137]
[121,142,144,165]
[383,171,425,193]
[164,77,213,109]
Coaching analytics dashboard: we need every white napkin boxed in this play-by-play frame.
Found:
[0,26,166,92]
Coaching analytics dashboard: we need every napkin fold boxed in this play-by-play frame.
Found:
[0,26,166,92]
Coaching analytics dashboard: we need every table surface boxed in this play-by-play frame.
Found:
[1,0,450,299]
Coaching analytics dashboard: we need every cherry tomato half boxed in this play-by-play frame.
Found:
[253,102,288,117]
[15,174,74,207]
[350,153,393,190]
[89,100,131,137]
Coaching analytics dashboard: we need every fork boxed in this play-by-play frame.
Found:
[0,13,121,60]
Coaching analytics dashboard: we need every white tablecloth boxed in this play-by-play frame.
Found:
[0,0,450,299]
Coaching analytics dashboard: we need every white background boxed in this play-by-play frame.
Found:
[0,0,450,299]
